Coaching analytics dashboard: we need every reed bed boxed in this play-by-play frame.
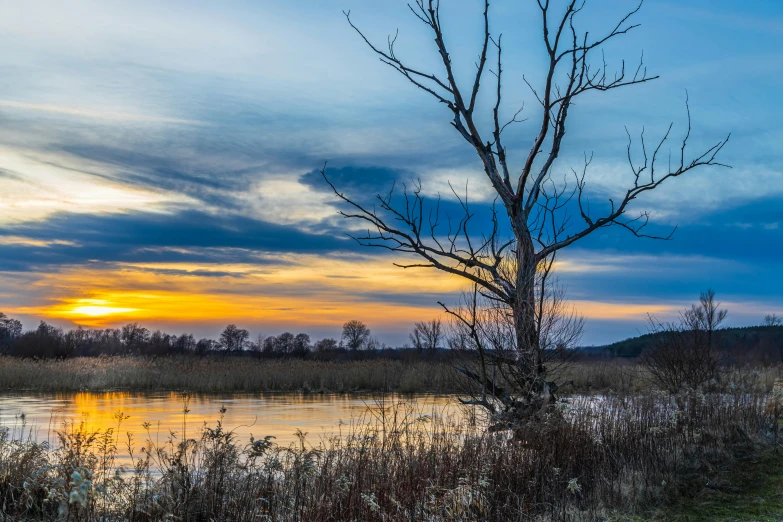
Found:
[0,356,458,394]
[559,360,783,395]
[0,386,778,521]
[1,355,780,395]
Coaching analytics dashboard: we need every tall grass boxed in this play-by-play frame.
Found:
[0,356,457,393]
[0,356,780,395]
[0,386,778,521]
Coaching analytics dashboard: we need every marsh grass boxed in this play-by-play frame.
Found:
[0,385,778,521]
[2,355,781,395]
[0,356,458,394]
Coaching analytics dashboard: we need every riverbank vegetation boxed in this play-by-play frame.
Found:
[1,355,782,395]
[0,356,455,394]
[0,387,779,521]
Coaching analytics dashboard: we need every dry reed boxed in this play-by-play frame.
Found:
[0,356,780,395]
[0,356,457,394]
[0,385,778,521]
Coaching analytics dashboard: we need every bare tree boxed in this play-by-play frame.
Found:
[219,324,250,354]
[409,327,424,353]
[175,333,197,354]
[411,319,443,355]
[324,0,729,405]
[764,314,782,327]
[640,289,727,392]
[0,313,23,352]
[314,338,339,352]
[342,320,371,351]
[447,254,584,425]
[121,323,149,353]
[293,333,311,357]
[250,333,266,355]
[196,338,216,355]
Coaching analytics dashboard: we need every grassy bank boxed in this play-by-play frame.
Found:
[0,355,781,394]
[644,448,783,522]
[0,389,777,521]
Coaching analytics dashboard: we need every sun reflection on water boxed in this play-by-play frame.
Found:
[0,392,460,468]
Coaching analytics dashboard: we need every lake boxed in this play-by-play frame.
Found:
[0,392,463,463]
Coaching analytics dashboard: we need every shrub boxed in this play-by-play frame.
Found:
[641,290,726,392]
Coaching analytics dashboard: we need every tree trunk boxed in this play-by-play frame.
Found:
[512,219,542,395]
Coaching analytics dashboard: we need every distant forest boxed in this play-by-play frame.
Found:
[0,312,450,361]
[585,324,783,363]
[1,311,781,363]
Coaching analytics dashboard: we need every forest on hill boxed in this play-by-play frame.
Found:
[585,325,783,362]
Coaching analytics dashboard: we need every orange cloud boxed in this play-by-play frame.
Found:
[13,256,460,330]
[8,255,679,333]
[569,300,676,320]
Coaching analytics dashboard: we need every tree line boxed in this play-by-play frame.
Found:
[0,313,449,359]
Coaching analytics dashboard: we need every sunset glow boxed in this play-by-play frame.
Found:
[67,305,139,318]
[0,0,779,345]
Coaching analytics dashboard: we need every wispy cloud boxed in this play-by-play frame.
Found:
[0,100,204,125]
[0,0,780,344]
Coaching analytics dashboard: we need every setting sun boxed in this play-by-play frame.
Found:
[67,305,139,317]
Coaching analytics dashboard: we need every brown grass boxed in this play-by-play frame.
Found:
[0,386,778,521]
[0,355,458,393]
[0,356,780,395]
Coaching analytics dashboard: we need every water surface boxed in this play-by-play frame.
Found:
[0,392,460,456]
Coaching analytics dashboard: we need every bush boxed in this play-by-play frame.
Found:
[641,290,726,392]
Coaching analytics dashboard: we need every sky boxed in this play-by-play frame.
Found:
[0,0,781,346]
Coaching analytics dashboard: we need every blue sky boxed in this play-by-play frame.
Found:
[0,0,780,345]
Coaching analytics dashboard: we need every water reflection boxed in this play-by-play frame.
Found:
[0,392,461,458]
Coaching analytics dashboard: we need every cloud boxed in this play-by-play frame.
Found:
[301,166,411,201]
[0,145,189,224]
[0,100,204,125]
[0,209,359,272]
[2,254,468,339]
[0,0,780,346]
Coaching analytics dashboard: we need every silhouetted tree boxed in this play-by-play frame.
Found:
[219,324,249,354]
[250,334,266,355]
[82,328,122,356]
[148,330,173,356]
[262,336,278,354]
[314,338,339,352]
[342,320,371,351]
[0,313,22,339]
[293,333,311,357]
[63,327,88,357]
[11,321,67,358]
[409,328,424,354]
[0,313,23,353]
[411,319,443,355]
[196,338,216,355]
[121,323,149,353]
[276,332,296,355]
[365,337,384,352]
[764,314,782,327]
[329,0,730,413]
[174,333,197,354]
